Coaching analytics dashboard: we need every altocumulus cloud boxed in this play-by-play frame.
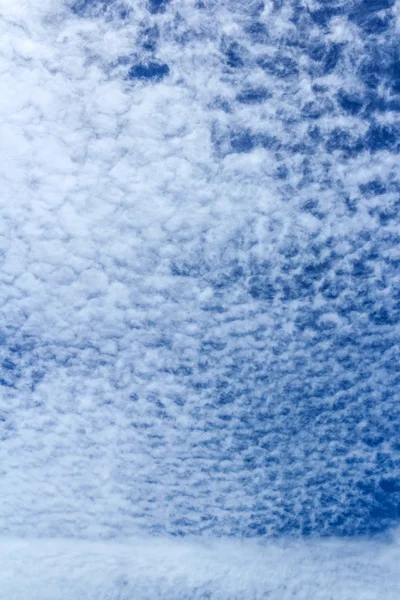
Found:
[0,0,399,597]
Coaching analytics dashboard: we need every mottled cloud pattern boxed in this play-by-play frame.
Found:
[0,0,400,596]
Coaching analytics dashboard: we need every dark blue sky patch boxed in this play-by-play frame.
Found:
[350,0,395,34]
[236,87,272,104]
[352,258,374,278]
[307,125,323,145]
[380,478,400,494]
[127,62,170,82]
[272,0,284,10]
[369,306,399,326]
[359,179,386,197]
[248,277,276,301]
[229,129,280,153]
[325,128,364,157]
[351,0,395,24]
[170,261,203,277]
[307,40,327,62]
[323,43,342,74]
[301,99,333,120]
[275,165,289,179]
[70,0,129,18]
[358,45,400,97]
[257,53,298,78]
[359,58,381,91]
[360,0,395,10]
[245,21,269,44]
[222,41,247,69]
[258,133,280,150]
[364,122,400,152]
[71,0,108,15]
[2,358,16,370]
[115,54,134,67]
[0,377,13,387]
[0,355,21,388]
[376,205,399,226]
[147,0,171,14]
[357,13,393,34]
[310,6,344,28]
[229,129,256,153]
[390,59,400,94]
[299,198,318,214]
[337,90,364,115]
[140,25,160,52]
[307,41,343,75]
[209,97,232,113]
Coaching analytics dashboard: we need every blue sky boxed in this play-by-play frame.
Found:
[0,0,399,597]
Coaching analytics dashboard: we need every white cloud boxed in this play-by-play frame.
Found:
[1,534,400,600]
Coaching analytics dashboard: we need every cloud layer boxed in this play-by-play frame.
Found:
[1,534,400,600]
[0,0,399,554]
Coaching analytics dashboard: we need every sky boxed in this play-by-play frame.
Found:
[0,0,399,597]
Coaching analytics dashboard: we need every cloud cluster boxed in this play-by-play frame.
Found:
[0,0,399,552]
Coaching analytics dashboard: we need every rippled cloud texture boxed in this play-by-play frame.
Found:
[0,0,399,597]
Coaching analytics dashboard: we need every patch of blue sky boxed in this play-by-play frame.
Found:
[71,0,130,19]
[127,62,170,81]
